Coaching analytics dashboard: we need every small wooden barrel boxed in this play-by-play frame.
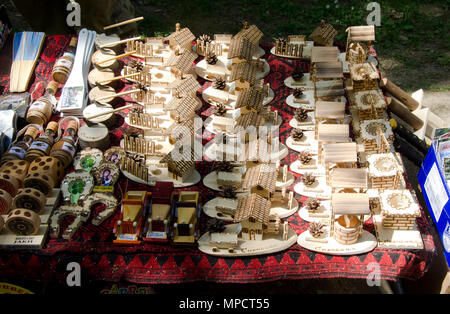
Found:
[26,81,59,125]
[52,37,77,84]
[25,121,59,162]
[333,216,361,245]
[88,85,116,104]
[0,189,12,215]
[0,173,20,196]
[83,103,116,128]
[28,156,65,186]
[78,123,110,150]
[5,208,41,235]
[12,188,47,214]
[88,67,116,89]
[92,49,120,71]
[0,160,30,186]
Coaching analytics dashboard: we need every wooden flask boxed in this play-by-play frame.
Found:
[26,81,59,125]
[52,36,78,84]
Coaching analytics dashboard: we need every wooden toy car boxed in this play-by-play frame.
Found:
[143,181,174,242]
[113,190,151,245]
[170,191,201,245]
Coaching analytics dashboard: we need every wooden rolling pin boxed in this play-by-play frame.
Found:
[96,72,140,85]
[103,17,144,30]
[94,89,141,102]
[100,36,143,49]
[85,104,133,120]
[380,78,420,111]
[386,97,424,131]
[96,51,137,65]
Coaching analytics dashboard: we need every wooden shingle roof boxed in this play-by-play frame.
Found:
[234,24,263,46]
[164,50,196,73]
[167,27,195,48]
[346,25,375,42]
[317,124,350,143]
[234,193,271,224]
[243,163,277,192]
[165,95,199,121]
[229,62,257,85]
[168,74,201,97]
[309,22,338,45]
[311,46,340,63]
[331,193,370,215]
[329,168,368,189]
[236,111,260,129]
[322,142,358,163]
[235,87,264,112]
[159,143,198,176]
[228,37,255,60]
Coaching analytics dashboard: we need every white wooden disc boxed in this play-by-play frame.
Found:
[78,123,110,149]
[276,171,295,189]
[88,67,115,88]
[94,33,121,51]
[198,223,298,257]
[195,57,230,81]
[289,112,315,130]
[203,171,247,193]
[83,103,113,124]
[88,86,116,103]
[203,197,237,222]
[289,158,326,176]
[254,46,266,58]
[284,73,313,89]
[294,176,332,200]
[286,92,315,109]
[92,49,118,70]
[298,200,332,223]
[297,226,378,256]
[121,169,201,188]
[285,133,318,153]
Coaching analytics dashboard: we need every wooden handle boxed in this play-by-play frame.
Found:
[96,72,140,84]
[386,97,424,131]
[99,36,143,49]
[96,51,136,65]
[94,89,141,102]
[103,17,144,30]
[85,104,133,120]
[380,78,419,111]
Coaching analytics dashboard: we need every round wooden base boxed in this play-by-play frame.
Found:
[198,223,298,257]
[289,158,325,176]
[294,176,331,200]
[286,92,315,109]
[285,133,318,154]
[284,74,313,90]
[289,113,315,131]
[121,169,201,188]
[297,226,378,256]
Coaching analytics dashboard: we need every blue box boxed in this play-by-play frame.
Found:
[418,143,450,268]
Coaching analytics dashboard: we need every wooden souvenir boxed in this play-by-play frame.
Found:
[0,189,12,215]
[0,215,3,232]
[49,204,90,239]
[195,35,224,57]
[167,23,196,53]
[26,156,65,193]
[73,148,104,173]
[60,170,94,204]
[329,168,368,193]
[26,81,58,125]
[309,21,338,46]
[359,119,394,154]
[352,89,386,121]
[84,193,118,226]
[5,208,41,236]
[0,173,21,197]
[12,188,46,214]
[78,123,110,150]
[314,80,345,100]
[349,62,379,92]
[170,191,201,245]
[91,49,120,71]
[23,172,55,196]
[113,190,151,244]
[386,97,424,131]
[24,122,59,162]
[83,103,116,128]
[94,162,120,187]
[103,146,125,164]
[311,61,343,82]
[273,35,304,58]
[316,121,350,142]
[88,86,117,104]
[0,159,30,186]
[88,67,116,88]
[314,101,346,137]
[164,49,197,79]
[143,182,174,242]
[380,78,420,111]
[367,153,404,190]
[52,36,78,84]
[95,33,121,53]
[345,25,375,64]
[242,163,277,200]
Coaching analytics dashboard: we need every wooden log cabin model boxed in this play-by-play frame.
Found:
[0,14,428,256]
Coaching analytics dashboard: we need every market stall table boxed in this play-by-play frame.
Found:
[0,35,435,284]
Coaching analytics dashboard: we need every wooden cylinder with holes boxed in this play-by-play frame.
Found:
[88,67,116,89]
[26,81,58,125]
[25,156,65,195]
[0,159,30,186]
[0,173,20,196]
[12,188,46,214]
[92,49,120,71]
[0,189,12,214]
[333,215,361,245]
[50,121,78,168]
[5,208,41,235]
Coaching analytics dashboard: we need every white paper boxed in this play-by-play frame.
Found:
[424,163,449,222]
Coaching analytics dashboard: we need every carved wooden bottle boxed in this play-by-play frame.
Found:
[25,121,59,162]
[50,121,78,168]
[0,126,39,166]
[52,36,78,84]
[26,81,58,125]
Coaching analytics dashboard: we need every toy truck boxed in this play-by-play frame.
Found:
[170,191,201,245]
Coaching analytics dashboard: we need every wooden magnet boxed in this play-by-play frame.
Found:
[5,208,41,235]
[12,188,47,214]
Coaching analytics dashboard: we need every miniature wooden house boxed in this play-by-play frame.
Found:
[367,153,404,190]
[322,142,358,173]
[164,94,199,123]
[229,61,257,91]
[274,35,305,58]
[331,193,370,245]
[311,61,343,83]
[314,101,346,137]
[215,197,239,217]
[228,37,256,65]
[311,46,340,64]
[329,168,368,193]
[164,50,197,79]
[353,89,386,121]
[234,193,279,241]
[233,23,263,48]
[359,119,394,154]
[309,21,338,46]
[167,119,195,145]
[379,189,420,230]
[345,25,375,64]
[235,87,264,114]
[168,74,201,99]
[167,23,196,53]
[159,145,197,182]
[242,163,277,200]
[310,47,340,82]
[349,62,379,92]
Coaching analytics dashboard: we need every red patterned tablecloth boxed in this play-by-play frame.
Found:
[0,35,435,284]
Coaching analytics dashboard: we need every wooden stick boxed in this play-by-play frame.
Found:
[386,97,424,131]
[99,36,143,49]
[96,51,136,65]
[94,89,141,102]
[380,78,419,111]
[103,17,144,30]
[96,72,140,85]
[85,104,133,120]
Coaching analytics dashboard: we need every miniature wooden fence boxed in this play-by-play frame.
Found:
[195,40,223,56]
[275,41,303,58]
[121,156,149,182]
